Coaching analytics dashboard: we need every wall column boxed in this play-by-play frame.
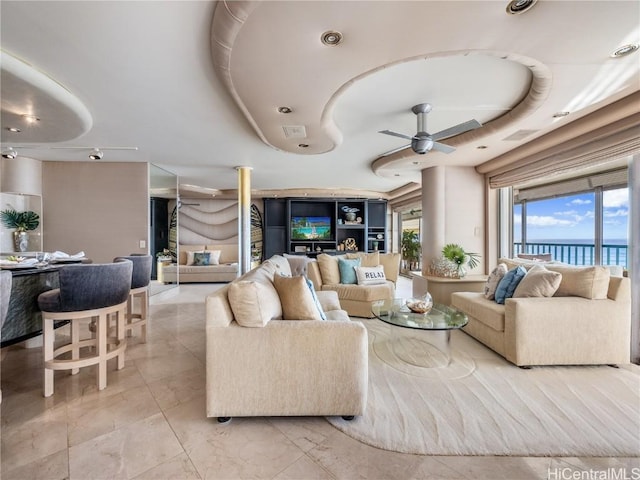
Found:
[236,166,252,275]
[421,166,446,273]
[629,155,639,364]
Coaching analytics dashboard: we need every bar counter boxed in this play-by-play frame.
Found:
[1,266,60,348]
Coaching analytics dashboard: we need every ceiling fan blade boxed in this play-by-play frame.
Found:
[431,142,456,154]
[380,144,411,157]
[431,119,482,141]
[379,130,414,141]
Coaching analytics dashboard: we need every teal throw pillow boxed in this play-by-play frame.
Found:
[494,266,527,304]
[338,258,361,284]
[193,251,211,266]
[305,277,327,320]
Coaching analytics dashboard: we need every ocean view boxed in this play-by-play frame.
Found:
[514,239,628,267]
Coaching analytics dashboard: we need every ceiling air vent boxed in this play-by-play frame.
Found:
[282,125,307,139]
[502,129,539,141]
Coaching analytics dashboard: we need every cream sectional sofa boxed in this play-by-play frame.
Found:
[305,252,402,318]
[205,255,368,420]
[451,258,631,367]
[162,244,239,283]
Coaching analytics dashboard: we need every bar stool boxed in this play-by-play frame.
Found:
[37,261,133,397]
[114,255,152,343]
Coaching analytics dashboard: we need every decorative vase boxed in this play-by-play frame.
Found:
[13,231,28,252]
[345,212,356,222]
[456,264,467,278]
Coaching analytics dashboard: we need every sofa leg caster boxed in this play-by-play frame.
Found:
[518,365,532,369]
[217,417,232,424]
[341,416,355,421]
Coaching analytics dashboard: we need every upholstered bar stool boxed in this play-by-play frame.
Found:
[114,255,152,343]
[37,261,133,397]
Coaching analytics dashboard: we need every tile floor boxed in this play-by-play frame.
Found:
[1,277,637,479]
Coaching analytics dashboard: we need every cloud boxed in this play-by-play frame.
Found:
[603,208,628,218]
[554,210,578,216]
[568,198,592,205]
[603,189,628,208]
[526,215,575,227]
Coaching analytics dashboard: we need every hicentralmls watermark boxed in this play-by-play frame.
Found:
[548,467,640,480]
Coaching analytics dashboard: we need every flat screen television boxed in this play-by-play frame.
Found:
[291,216,333,240]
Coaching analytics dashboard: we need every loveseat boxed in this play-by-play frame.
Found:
[451,258,631,367]
[162,244,238,283]
[205,255,368,420]
[304,251,402,318]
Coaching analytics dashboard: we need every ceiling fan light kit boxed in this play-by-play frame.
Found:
[88,148,103,160]
[1,147,18,159]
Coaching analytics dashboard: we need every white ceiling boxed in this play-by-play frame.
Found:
[1,1,638,197]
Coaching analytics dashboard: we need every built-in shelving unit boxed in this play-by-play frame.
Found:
[263,198,388,256]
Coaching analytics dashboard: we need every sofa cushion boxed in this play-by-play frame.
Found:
[346,251,380,267]
[378,252,401,284]
[484,263,508,300]
[284,254,314,276]
[354,265,386,285]
[451,292,506,332]
[338,258,361,284]
[177,264,238,274]
[517,253,552,261]
[324,309,351,322]
[207,244,238,264]
[265,255,292,277]
[545,265,610,299]
[317,254,342,285]
[228,280,282,327]
[513,265,562,298]
[273,274,324,321]
[323,281,394,302]
[494,266,527,304]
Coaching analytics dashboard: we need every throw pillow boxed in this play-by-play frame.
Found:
[544,265,610,299]
[207,249,221,265]
[304,277,326,320]
[513,265,562,298]
[338,258,361,284]
[228,280,282,327]
[186,250,206,266]
[354,265,387,285]
[378,252,401,283]
[494,266,527,304]
[317,254,341,284]
[273,274,324,320]
[484,263,508,300]
[346,251,380,267]
[193,251,211,266]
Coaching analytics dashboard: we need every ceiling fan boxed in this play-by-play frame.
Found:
[379,103,482,156]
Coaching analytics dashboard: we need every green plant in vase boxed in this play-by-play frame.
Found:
[0,209,40,252]
[401,230,421,271]
[442,243,480,278]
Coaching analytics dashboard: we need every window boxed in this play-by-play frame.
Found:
[512,172,629,268]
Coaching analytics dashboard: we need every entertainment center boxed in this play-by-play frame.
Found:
[263,198,387,258]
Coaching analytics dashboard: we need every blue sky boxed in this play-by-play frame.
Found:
[514,188,629,241]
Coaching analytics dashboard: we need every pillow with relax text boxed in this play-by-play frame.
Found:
[494,266,527,304]
[355,265,387,285]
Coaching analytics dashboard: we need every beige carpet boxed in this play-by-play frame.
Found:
[327,320,640,456]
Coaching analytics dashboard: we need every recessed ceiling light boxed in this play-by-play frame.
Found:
[5,127,21,133]
[611,44,639,58]
[506,0,537,15]
[21,114,40,123]
[278,106,292,114]
[476,145,488,149]
[298,143,309,148]
[552,111,570,118]
[321,31,343,46]
[1,147,18,159]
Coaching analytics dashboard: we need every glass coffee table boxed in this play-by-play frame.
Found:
[371,298,468,368]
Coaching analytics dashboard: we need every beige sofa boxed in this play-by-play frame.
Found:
[451,259,631,367]
[205,255,368,420]
[306,252,402,318]
[162,244,239,283]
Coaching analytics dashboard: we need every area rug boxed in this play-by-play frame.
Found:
[327,320,640,456]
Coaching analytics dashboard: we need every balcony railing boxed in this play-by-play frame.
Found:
[514,242,628,268]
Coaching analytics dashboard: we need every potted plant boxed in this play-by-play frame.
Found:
[401,230,421,271]
[0,209,40,252]
[441,243,480,278]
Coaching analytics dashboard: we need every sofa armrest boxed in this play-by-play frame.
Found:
[316,290,342,312]
[206,319,368,417]
[504,296,631,365]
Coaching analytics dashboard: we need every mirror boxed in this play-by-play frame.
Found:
[149,164,178,296]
